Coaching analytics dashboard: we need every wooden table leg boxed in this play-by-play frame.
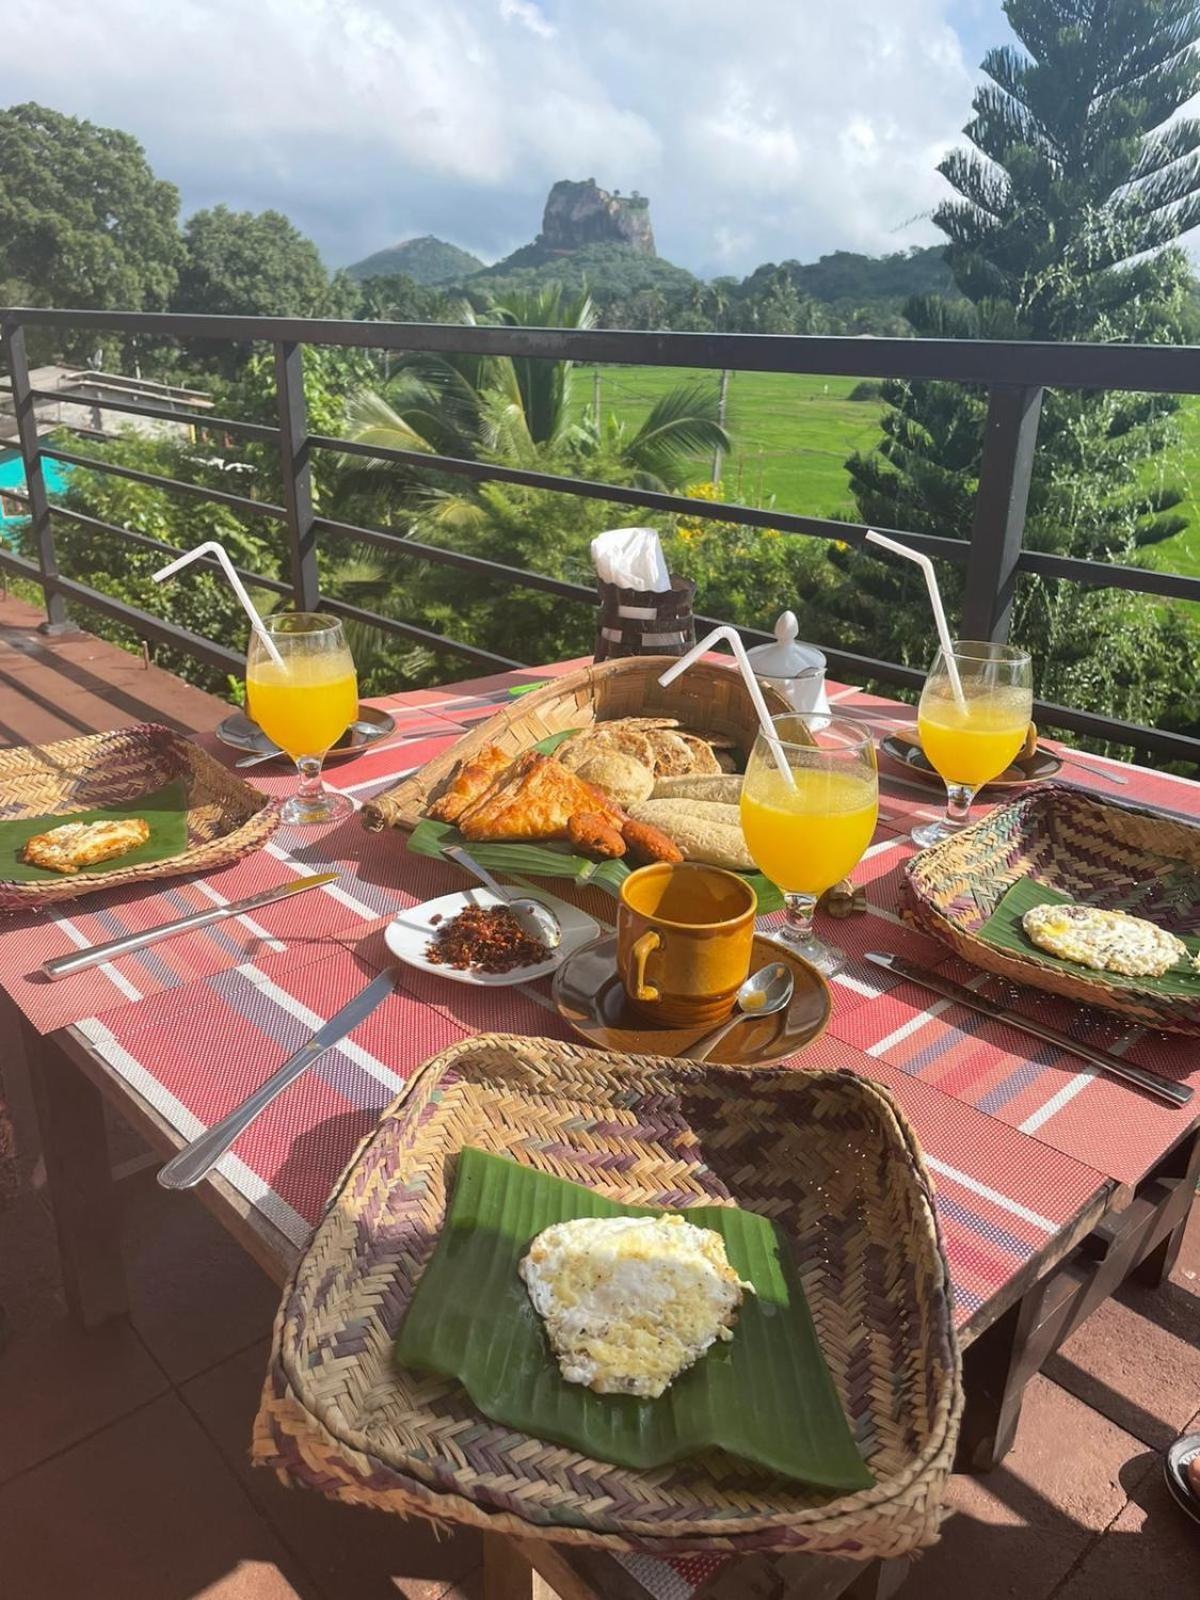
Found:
[22,1021,128,1328]
[1128,1127,1200,1288]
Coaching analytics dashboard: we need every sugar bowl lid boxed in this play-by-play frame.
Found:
[746,612,827,679]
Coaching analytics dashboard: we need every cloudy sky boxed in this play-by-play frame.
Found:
[7,0,1012,277]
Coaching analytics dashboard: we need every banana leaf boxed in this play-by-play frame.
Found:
[979,877,1200,997]
[407,816,784,912]
[0,780,189,882]
[394,1149,872,1488]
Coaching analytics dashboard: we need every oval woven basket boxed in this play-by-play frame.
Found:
[254,1035,962,1559]
[360,655,792,833]
[903,782,1200,1033]
[0,722,277,911]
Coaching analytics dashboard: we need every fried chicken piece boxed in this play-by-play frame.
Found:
[567,811,627,859]
[620,817,684,865]
[459,752,621,842]
[427,743,512,824]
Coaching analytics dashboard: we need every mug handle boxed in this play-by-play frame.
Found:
[630,931,662,1002]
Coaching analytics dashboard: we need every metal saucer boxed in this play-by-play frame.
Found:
[215,704,397,763]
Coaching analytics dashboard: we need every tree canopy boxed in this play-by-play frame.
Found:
[836,0,1200,737]
[173,205,334,319]
[0,102,179,347]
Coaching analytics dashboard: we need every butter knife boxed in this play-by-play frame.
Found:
[41,872,338,980]
[158,967,396,1189]
[864,952,1192,1108]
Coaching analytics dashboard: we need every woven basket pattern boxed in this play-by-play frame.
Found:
[361,656,792,832]
[254,1035,961,1559]
[0,722,277,910]
[904,782,1200,1032]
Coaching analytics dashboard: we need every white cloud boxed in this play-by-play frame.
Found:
[500,0,556,40]
[2,0,981,275]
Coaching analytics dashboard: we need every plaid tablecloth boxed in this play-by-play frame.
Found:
[4,658,1198,1600]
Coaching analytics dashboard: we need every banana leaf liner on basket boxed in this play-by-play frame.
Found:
[253,1034,962,1559]
[0,723,277,910]
[903,782,1200,1033]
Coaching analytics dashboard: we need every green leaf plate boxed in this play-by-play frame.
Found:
[978,877,1200,998]
[0,779,189,883]
[394,1148,873,1490]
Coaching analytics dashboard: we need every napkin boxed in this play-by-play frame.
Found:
[591,527,670,592]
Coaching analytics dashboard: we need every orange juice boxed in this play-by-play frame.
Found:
[740,769,878,895]
[246,652,357,760]
[918,686,1030,788]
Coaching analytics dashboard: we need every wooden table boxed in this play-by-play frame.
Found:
[6,660,1199,1600]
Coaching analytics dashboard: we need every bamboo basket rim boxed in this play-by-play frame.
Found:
[255,1034,963,1556]
[0,721,277,910]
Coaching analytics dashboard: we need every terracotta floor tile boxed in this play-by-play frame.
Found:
[0,1391,317,1600]
[182,1343,482,1600]
[1042,1241,1200,1452]
[119,1168,282,1384]
[1052,1450,1198,1599]
[894,1376,1147,1600]
[0,1309,167,1485]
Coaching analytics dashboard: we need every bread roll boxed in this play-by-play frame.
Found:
[628,800,755,872]
[652,775,743,804]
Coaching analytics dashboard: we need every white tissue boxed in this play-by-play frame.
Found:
[591,527,670,593]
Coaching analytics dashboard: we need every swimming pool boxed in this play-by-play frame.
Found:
[0,449,72,523]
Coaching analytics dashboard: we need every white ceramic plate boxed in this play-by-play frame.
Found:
[384,887,602,987]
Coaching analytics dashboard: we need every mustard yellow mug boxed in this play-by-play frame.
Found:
[617,862,757,1026]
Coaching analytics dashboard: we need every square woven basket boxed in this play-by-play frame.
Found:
[904,782,1200,1033]
[254,1035,962,1559]
[0,722,277,911]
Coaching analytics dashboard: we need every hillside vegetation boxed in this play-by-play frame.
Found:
[346,235,484,284]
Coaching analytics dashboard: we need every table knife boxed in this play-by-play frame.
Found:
[864,952,1193,1108]
[41,873,339,980]
[157,967,396,1189]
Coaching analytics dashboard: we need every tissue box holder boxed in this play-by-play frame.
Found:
[594,574,696,661]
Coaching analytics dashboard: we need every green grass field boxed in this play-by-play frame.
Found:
[587,365,884,518]
[587,364,1200,579]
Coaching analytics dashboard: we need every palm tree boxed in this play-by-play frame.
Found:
[339,285,729,496]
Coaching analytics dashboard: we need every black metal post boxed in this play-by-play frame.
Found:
[961,383,1043,641]
[2,318,70,630]
[273,340,319,612]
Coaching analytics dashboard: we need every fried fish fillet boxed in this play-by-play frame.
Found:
[427,743,512,824]
[458,752,619,842]
[22,817,150,874]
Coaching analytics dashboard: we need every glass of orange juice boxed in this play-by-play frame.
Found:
[741,714,879,975]
[246,613,358,825]
[912,640,1032,848]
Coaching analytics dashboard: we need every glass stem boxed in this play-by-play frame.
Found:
[783,891,818,942]
[295,754,325,802]
[944,781,977,829]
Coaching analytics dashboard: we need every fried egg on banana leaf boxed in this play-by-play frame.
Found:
[519,1214,753,1399]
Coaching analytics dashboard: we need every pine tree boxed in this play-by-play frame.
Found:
[831,0,1200,737]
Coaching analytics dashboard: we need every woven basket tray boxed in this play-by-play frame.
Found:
[0,722,277,911]
[904,782,1200,1032]
[254,1035,961,1559]
[361,655,792,832]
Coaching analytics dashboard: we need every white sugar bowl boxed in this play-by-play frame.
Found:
[747,611,830,716]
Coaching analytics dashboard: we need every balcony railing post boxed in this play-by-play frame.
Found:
[273,340,319,612]
[1,317,70,631]
[962,383,1044,642]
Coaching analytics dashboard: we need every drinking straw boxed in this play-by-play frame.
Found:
[864,530,965,706]
[152,541,285,668]
[659,624,795,784]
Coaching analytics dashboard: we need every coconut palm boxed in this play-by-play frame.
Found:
[338,286,729,497]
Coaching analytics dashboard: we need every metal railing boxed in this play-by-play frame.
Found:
[2,307,1200,762]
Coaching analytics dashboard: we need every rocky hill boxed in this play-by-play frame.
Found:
[479,179,657,278]
[346,235,484,284]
